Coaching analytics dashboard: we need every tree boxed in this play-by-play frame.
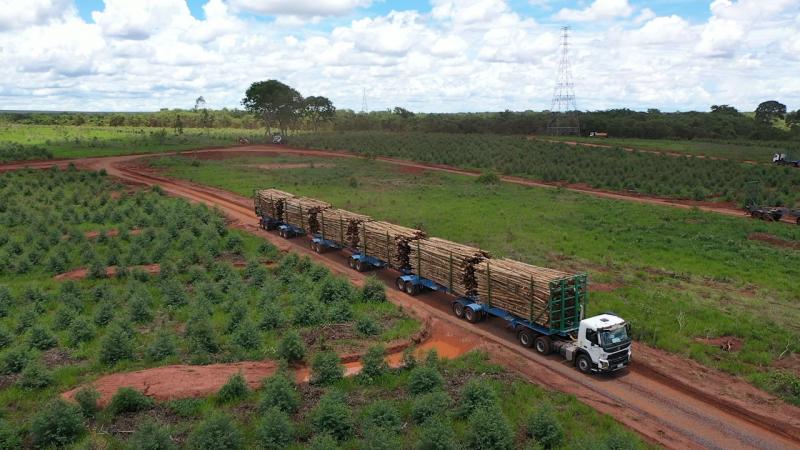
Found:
[187,413,244,450]
[785,110,800,130]
[174,114,184,135]
[711,104,739,115]
[242,80,304,136]
[30,399,84,448]
[194,96,206,111]
[393,107,415,119]
[304,96,336,131]
[755,100,787,125]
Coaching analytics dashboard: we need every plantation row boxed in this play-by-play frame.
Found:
[0,142,52,163]
[0,168,419,448]
[289,132,800,207]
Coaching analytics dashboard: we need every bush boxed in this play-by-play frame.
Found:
[161,280,187,308]
[99,324,135,365]
[94,301,115,326]
[232,320,261,350]
[186,314,219,354]
[0,419,21,449]
[408,366,444,395]
[363,427,402,450]
[308,433,339,450]
[0,327,11,349]
[415,418,457,450]
[217,372,249,404]
[456,379,498,418]
[363,401,401,433]
[276,331,305,363]
[360,276,387,302]
[412,391,452,424]
[17,362,53,389]
[186,413,244,450]
[146,330,178,362]
[74,386,101,418]
[67,317,94,346]
[257,407,295,450]
[360,345,388,381]
[259,372,300,413]
[527,405,564,449]
[108,387,154,415]
[30,399,84,448]
[402,346,417,369]
[327,301,353,323]
[355,316,381,336]
[128,420,176,450]
[310,391,353,441]
[27,326,57,350]
[464,406,513,450]
[317,276,356,304]
[475,170,500,184]
[311,351,344,385]
[259,302,284,330]
[0,286,11,317]
[128,293,153,323]
[1,347,29,374]
[293,300,325,326]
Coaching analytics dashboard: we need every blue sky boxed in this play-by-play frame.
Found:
[1,1,798,112]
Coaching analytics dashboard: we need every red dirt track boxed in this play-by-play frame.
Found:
[3,149,800,449]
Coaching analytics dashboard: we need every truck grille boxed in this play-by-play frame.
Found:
[608,347,630,365]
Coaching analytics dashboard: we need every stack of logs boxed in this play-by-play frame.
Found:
[283,197,331,234]
[319,208,371,248]
[410,237,490,297]
[254,189,295,219]
[475,258,574,327]
[358,221,425,269]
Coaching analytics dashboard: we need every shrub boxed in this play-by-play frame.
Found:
[257,407,295,450]
[276,331,305,363]
[311,351,344,385]
[161,280,187,308]
[402,347,417,369]
[355,316,381,336]
[259,302,284,330]
[27,325,57,350]
[308,433,339,450]
[360,276,387,302]
[1,347,29,374]
[128,293,153,323]
[293,300,325,326]
[327,301,352,323]
[53,307,76,331]
[475,170,500,184]
[186,314,219,354]
[67,317,95,346]
[0,286,12,317]
[89,259,107,279]
[99,324,135,365]
[415,418,457,450]
[464,406,513,450]
[94,301,116,326]
[360,344,388,381]
[526,405,564,449]
[259,372,300,413]
[30,399,84,448]
[363,401,401,433]
[317,276,356,304]
[412,391,452,424]
[217,372,249,404]
[408,366,444,395]
[186,413,244,450]
[108,387,154,415]
[146,330,178,362]
[310,391,353,441]
[17,362,53,389]
[74,386,101,418]
[0,327,11,349]
[225,302,247,333]
[128,420,176,450]
[363,427,402,450]
[0,419,21,449]
[456,379,498,418]
[232,320,261,350]
[424,349,439,368]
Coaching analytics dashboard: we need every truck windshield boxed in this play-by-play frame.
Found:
[600,327,629,346]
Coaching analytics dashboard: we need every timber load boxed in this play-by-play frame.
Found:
[254,189,295,219]
[283,197,331,234]
[475,258,585,328]
[357,221,425,270]
[410,238,490,297]
[319,208,371,248]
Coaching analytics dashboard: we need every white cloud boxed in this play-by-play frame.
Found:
[554,0,634,22]
[228,0,372,17]
[92,0,193,40]
[633,15,692,45]
[0,0,73,31]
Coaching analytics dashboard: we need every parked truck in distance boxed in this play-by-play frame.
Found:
[773,153,800,167]
[253,188,632,374]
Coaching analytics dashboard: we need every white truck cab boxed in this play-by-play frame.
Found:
[554,313,632,373]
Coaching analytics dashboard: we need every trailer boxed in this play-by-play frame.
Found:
[773,153,800,167]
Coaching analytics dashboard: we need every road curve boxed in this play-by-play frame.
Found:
[71,154,800,450]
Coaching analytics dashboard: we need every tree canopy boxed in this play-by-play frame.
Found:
[755,100,787,124]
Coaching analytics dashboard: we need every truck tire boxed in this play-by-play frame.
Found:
[517,328,534,348]
[576,354,592,374]
[464,307,479,323]
[395,277,405,291]
[534,336,552,355]
[452,302,465,319]
[405,281,419,296]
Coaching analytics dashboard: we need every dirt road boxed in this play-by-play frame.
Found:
[62,154,799,450]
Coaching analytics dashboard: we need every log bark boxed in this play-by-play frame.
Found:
[409,238,489,297]
[283,197,331,234]
[254,189,294,219]
[319,208,371,248]
[357,221,425,269]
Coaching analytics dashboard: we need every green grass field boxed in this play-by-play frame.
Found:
[0,124,264,160]
[150,153,800,405]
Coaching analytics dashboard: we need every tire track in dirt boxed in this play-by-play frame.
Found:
[75,155,800,450]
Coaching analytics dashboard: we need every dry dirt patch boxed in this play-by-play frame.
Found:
[695,336,745,352]
[53,263,161,281]
[748,232,800,250]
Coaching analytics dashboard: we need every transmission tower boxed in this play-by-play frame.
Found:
[547,26,580,136]
[361,88,368,113]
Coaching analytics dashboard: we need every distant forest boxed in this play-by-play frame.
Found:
[2,103,798,141]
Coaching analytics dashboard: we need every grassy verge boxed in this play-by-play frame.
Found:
[150,154,800,405]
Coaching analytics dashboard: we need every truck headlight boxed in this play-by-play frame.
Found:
[599,359,609,369]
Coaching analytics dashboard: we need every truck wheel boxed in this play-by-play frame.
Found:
[517,328,534,348]
[465,307,479,323]
[395,277,405,291]
[576,354,592,374]
[534,336,552,355]
[452,302,465,319]
[405,281,418,296]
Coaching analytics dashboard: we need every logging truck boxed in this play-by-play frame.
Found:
[253,189,632,374]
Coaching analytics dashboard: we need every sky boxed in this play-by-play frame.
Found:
[0,0,798,113]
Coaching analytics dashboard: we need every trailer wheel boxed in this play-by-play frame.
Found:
[349,258,356,269]
[355,260,365,272]
[405,281,419,296]
[517,328,534,348]
[576,354,592,374]
[796,217,799,225]
[465,307,480,323]
[452,302,465,319]
[534,336,552,355]
[395,277,405,291]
